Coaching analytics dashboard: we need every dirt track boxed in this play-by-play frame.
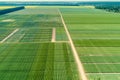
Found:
[0,28,19,43]
[51,28,56,42]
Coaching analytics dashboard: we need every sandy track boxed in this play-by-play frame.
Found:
[0,28,19,43]
[51,28,56,42]
[58,9,88,80]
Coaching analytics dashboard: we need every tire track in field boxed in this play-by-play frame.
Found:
[58,9,88,80]
[0,28,19,43]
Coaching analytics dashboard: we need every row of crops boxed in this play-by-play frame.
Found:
[60,7,120,80]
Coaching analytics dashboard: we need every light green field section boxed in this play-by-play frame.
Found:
[0,6,16,10]
[60,7,120,80]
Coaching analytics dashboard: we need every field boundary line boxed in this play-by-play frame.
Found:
[0,28,19,43]
[1,41,69,44]
[58,9,88,80]
[87,73,120,74]
[55,41,69,43]
[51,28,56,42]
[84,63,120,64]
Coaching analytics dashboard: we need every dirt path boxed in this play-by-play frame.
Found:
[58,9,88,80]
[51,28,56,42]
[0,28,19,43]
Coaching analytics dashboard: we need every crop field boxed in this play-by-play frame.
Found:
[0,8,68,42]
[5,28,52,42]
[0,7,79,80]
[1,6,120,80]
[0,43,79,80]
[60,7,120,80]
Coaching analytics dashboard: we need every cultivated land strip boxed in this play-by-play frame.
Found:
[0,28,19,43]
[58,9,88,80]
[51,28,56,42]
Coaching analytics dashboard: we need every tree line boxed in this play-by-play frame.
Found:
[0,6,25,15]
[95,6,120,13]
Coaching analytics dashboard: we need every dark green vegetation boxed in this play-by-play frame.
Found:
[95,6,120,13]
[60,7,120,80]
[0,6,24,15]
[0,7,78,80]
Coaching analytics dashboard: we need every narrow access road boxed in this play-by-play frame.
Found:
[51,28,56,42]
[0,28,19,43]
[58,9,88,80]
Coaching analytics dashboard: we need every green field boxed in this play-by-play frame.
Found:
[60,7,120,80]
[0,7,79,80]
[0,43,79,80]
[1,6,120,80]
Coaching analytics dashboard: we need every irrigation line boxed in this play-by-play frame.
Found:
[0,28,19,43]
[58,9,88,80]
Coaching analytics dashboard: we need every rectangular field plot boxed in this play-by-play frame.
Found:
[88,74,120,80]
[84,64,120,73]
[56,27,68,41]
[61,8,120,24]
[20,29,52,42]
[76,47,120,56]
[0,15,62,28]
[74,39,120,47]
[81,56,120,63]
[0,43,79,80]
[0,8,63,29]
[0,7,68,42]
[5,29,52,42]
[76,46,120,79]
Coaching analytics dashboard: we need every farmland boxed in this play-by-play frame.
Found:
[60,7,120,80]
[0,7,79,80]
[0,5,120,80]
[0,43,79,80]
